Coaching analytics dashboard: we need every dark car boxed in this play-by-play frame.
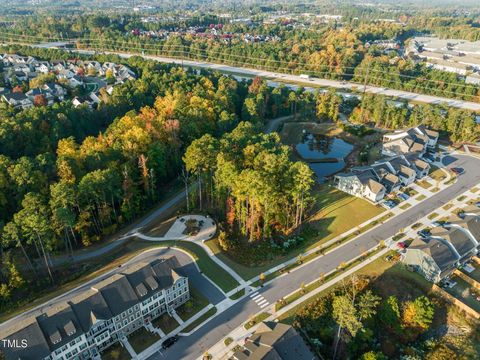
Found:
[417,229,430,239]
[162,336,179,349]
[451,167,465,175]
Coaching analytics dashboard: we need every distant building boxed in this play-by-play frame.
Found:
[1,92,33,109]
[382,125,438,157]
[334,168,386,203]
[231,321,317,360]
[0,256,189,360]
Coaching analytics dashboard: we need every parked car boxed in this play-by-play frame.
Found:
[431,221,443,227]
[450,167,465,175]
[384,200,397,209]
[162,336,179,349]
[417,229,430,239]
[398,193,409,201]
[396,241,406,249]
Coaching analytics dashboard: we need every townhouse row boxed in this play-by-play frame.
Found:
[334,125,439,203]
[0,256,189,360]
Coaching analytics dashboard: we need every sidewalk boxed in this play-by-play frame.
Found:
[204,185,479,360]
[137,304,215,360]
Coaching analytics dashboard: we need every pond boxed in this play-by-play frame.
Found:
[295,133,354,182]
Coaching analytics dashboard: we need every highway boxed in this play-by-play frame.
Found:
[76,50,480,112]
[149,153,480,360]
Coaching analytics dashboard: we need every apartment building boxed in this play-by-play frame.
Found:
[0,256,189,360]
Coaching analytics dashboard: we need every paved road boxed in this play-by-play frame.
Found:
[0,248,225,336]
[76,50,480,112]
[150,153,480,360]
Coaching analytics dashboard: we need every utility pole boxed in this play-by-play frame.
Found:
[360,58,371,123]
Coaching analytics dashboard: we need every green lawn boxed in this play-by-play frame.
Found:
[417,180,433,189]
[176,287,209,322]
[101,343,131,360]
[182,306,217,333]
[207,185,384,280]
[127,327,160,354]
[400,203,411,210]
[429,165,447,181]
[427,212,439,220]
[152,313,179,334]
[230,288,245,300]
[443,203,454,210]
[416,194,427,201]
[245,312,271,329]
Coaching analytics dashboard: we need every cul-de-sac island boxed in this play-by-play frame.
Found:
[0,1,480,360]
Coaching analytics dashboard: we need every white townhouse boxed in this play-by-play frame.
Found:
[0,256,189,360]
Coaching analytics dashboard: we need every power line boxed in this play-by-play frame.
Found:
[1,31,479,92]
[0,34,479,100]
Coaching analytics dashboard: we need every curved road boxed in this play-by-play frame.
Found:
[150,153,480,360]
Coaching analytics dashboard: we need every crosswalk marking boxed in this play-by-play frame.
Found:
[260,302,270,309]
[252,294,262,301]
[249,292,259,298]
[257,299,268,306]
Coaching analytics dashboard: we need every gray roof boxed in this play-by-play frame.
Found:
[431,227,475,259]
[69,288,113,331]
[410,237,458,272]
[36,302,82,351]
[92,274,139,316]
[233,322,316,360]
[1,320,51,360]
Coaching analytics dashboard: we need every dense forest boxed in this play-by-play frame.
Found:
[0,47,302,311]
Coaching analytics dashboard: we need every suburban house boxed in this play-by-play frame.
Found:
[334,153,427,203]
[382,125,439,157]
[430,227,477,262]
[1,92,34,109]
[445,213,480,247]
[334,125,437,202]
[334,168,386,203]
[26,88,55,105]
[0,256,189,360]
[1,54,137,110]
[407,156,431,179]
[403,208,480,283]
[231,321,317,360]
[403,236,459,283]
[68,75,84,88]
[383,156,417,185]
